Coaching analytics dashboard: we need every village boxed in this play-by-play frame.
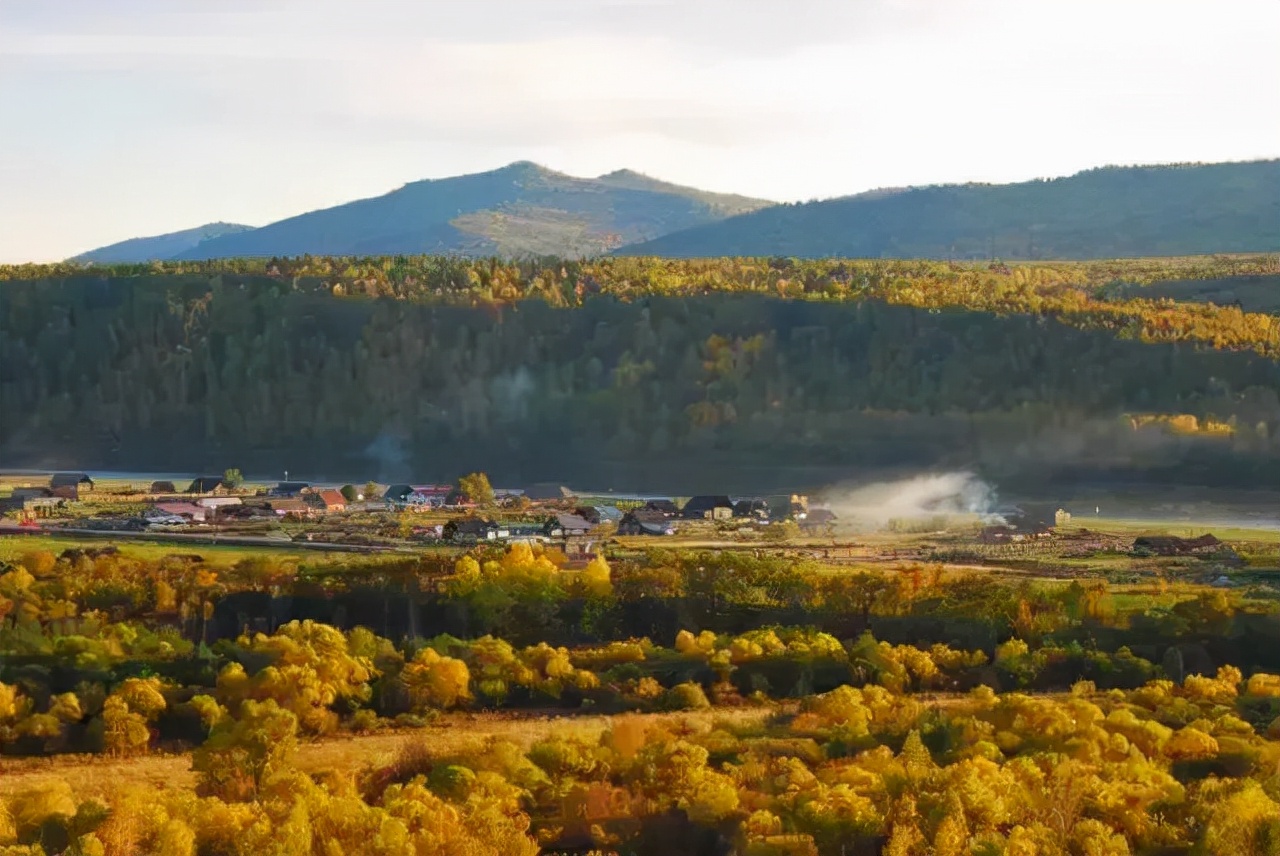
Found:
[0,471,845,558]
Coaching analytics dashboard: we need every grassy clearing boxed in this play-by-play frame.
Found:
[0,707,776,799]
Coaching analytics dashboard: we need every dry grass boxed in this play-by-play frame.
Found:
[0,707,774,799]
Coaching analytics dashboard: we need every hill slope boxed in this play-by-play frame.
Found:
[70,222,253,263]
[163,162,770,260]
[618,160,1280,259]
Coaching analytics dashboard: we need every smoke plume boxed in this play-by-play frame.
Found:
[817,472,1002,531]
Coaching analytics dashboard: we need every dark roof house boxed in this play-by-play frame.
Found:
[643,499,680,517]
[444,518,507,543]
[186,477,226,494]
[383,484,415,503]
[682,495,735,520]
[270,482,311,497]
[618,509,676,536]
[51,473,94,490]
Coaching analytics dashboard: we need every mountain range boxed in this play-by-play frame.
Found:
[70,158,1280,263]
[71,162,769,263]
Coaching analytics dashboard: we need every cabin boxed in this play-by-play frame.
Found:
[270,482,311,498]
[682,495,735,521]
[618,509,677,536]
[149,480,177,495]
[316,489,347,512]
[186,477,227,496]
[197,496,242,512]
[643,499,680,517]
[544,513,594,538]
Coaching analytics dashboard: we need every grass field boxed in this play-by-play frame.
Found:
[0,707,775,799]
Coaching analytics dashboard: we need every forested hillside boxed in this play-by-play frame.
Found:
[619,160,1280,260]
[94,163,768,261]
[4,254,1280,488]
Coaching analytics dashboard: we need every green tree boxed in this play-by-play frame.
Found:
[458,472,495,507]
[222,468,243,490]
[340,484,358,502]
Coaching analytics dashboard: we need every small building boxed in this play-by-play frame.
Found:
[149,481,177,495]
[11,487,53,501]
[267,498,311,518]
[544,513,594,538]
[317,489,347,512]
[618,509,676,536]
[384,484,415,505]
[270,482,311,498]
[51,473,94,493]
[733,498,770,520]
[412,485,451,507]
[576,506,623,525]
[443,518,509,543]
[186,477,227,495]
[682,495,735,521]
[799,508,838,534]
[643,499,680,517]
[153,502,207,523]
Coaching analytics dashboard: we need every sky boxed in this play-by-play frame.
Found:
[1,0,1278,262]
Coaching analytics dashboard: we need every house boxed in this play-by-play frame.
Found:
[198,496,242,510]
[317,489,347,512]
[618,509,677,536]
[682,495,735,521]
[799,508,838,534]
[733,498,770,520]
[267,498,311,518]
[153,502,207,523]
[575,506,624,525]
[544,513,594,538]
[443,518,509,543]
[270,482,311,498]
[149,481,177,495]
[643,499,680,517]
[186,477,226,495]
[11,487,53,501]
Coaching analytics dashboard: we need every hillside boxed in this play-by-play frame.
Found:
[139,162,771,260]
[69,222,253,263]
[618,160,1280,260]
[5,254,1280,490]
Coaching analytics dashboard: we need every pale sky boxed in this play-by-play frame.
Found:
[2,0,1278,263]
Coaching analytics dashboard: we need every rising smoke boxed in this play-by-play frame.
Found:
[816,472,1003,531]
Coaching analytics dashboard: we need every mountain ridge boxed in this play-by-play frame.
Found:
[615,159,1280,260]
